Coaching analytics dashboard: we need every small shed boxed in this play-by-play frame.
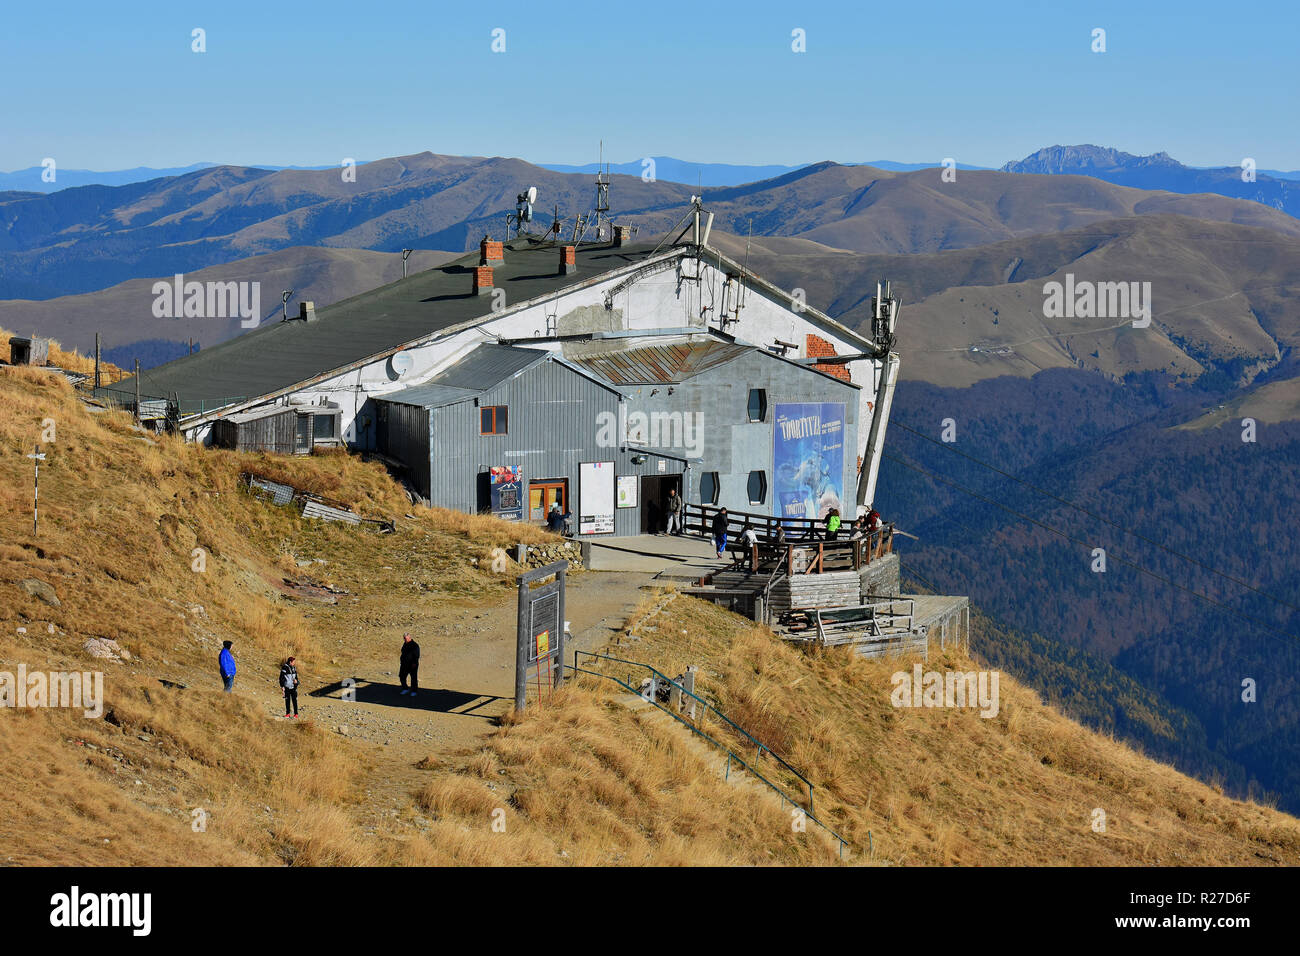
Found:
[211,401,342,455]
[9,336,51,367]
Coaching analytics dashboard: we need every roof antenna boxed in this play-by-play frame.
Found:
[281,289,295,321]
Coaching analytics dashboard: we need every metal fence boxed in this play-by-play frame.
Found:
[84,383,246,420]
[569,649,853,858]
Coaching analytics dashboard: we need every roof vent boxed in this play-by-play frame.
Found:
[298,301,317,323]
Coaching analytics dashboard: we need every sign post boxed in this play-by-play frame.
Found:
[26,445,46,536]
[515,560,568,712]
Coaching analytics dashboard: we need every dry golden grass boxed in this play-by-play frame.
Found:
[0,361,574,865]
[407,687,841,865]
[582,595,1300,865]
[4,338,1298,867]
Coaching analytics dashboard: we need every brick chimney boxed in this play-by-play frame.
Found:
[613,224,632,247]
[479,236,504,266]
[472,266,494,296]
[558,245,577,275]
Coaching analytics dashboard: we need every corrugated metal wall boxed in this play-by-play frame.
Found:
[375,400,431,499]
[375,359,680,535]
[376,351,855,534]
[621,350,860,517]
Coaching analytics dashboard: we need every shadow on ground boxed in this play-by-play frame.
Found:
[309,679,506,719]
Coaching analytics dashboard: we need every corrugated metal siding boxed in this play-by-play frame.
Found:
[375,400,431,497]
[426,358,615,514]
[569,341,749,385]
[623,350,859,516]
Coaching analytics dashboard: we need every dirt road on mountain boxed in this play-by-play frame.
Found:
[234,569,660,827]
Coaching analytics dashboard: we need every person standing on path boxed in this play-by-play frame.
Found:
[218,640,236,693]
[399,633,420,696]
[280,656,300,718]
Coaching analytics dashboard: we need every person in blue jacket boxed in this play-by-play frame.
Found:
[219,640,236,692]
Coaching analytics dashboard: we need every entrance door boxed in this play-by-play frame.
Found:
[529,479,568,523]
[640,475,682,534]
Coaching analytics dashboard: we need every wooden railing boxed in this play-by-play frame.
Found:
[684,503,894,574]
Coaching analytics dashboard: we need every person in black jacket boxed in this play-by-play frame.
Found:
[399,633,420,696]
[279,656,300,718]
[711,507,729,558]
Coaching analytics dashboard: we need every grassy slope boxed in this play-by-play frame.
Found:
[2,338,1298,865]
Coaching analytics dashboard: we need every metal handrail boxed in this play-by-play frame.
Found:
[577,649,812,792]
[761,562,787,626]
[568,653,850,858]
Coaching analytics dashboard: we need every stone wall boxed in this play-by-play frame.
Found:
[521,539,584,570]
[859,552,901,599]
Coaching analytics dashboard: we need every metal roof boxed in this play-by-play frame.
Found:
[567,341,751,385]
[377,343,547,408]
[119,238,675,410]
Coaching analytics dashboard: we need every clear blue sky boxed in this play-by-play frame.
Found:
[2,0,1296,172]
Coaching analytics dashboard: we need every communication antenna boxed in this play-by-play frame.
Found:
[281,289,295,321]
[508,186,539,238]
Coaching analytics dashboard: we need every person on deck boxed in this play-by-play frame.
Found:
[824,508,842,541]
[711,508,729,559]
[740,522,759,574]
[399,633,420,696]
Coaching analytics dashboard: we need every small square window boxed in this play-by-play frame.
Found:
[480,405,508,435]
[747,388,767,422]
[747,470,767,505]
[700,472,720,505]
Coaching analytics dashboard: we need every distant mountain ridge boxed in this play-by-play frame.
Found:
[1003,144,1300,217]
[5,151,1299,302]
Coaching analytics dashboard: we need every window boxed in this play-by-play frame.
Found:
[747,388,767,422]
[747,470,767,505]
[700,472,720,505]
[313,413,338,441]
[480,405,508,435]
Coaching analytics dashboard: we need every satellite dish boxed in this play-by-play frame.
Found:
[389,351,413,377]
[526,186,537,204]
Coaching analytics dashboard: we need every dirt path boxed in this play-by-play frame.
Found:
[237,569,659,826]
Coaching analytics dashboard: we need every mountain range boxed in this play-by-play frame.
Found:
[5,143,1300,811]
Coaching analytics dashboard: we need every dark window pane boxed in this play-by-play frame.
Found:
[495,406,508,434]
[747,388,766,422]
[481,407,493,434]
[747,470,766,504]
[700,472,720,505]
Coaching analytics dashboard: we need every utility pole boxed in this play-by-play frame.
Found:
[26,445,46,536]
[134,359,141,422]
[94,333,101,389]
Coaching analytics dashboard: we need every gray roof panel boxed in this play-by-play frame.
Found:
[119,239,674,409]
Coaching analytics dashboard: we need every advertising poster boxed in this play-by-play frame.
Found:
[579,461,616,534]
[489,465,523,521]
[773,403,845,521]
[616,475,638,508]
